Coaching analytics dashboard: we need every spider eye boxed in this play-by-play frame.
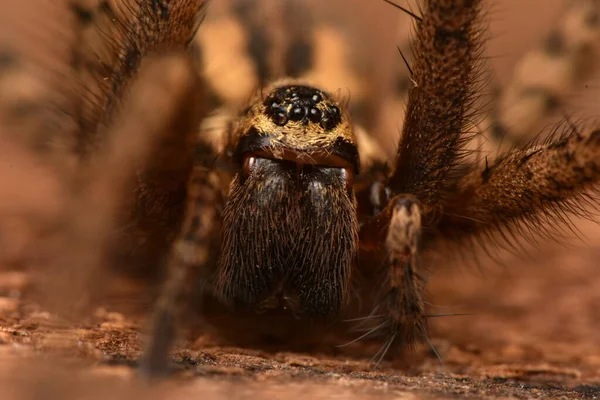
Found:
[320,117,334,130]
[262,84,342,129]
[308,107,322,122]
[273,112,288,126]
[290,106,306,121]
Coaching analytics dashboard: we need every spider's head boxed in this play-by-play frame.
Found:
[232,82,360,175]
[215,81,359,317]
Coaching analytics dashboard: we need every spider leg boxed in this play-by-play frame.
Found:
[355,0,483,352]
[386,0,484,220]
[30,49,203,316]
[139,66,232,379]
[434,124,600,248]
[140,164,222,378]
[360,194,428,350]
[56,0,211,279]
[67,0,209,155]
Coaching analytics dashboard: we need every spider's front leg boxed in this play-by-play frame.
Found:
[141,164,224,377]
[358,0,483,350]
[360,194,427,349]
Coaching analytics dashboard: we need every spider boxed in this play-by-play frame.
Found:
[1,0,599,379]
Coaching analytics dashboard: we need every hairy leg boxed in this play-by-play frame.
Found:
[36,50,203,317]
[387,0,484,220]
[360,194,427,355]
[63,0,219,371]
[66,0,210,276]
[435,124,600,248]
[141,165,223,377]
[358,0,484,354]
[0,0,209,313]
[68,0,209,154]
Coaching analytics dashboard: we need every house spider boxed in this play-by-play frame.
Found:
[1,0,598,378]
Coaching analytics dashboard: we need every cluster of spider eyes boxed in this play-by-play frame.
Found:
[265,90,341,130]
